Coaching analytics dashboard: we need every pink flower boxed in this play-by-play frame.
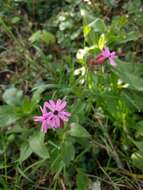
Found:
[95,53,106,65]
[34,99,71,133]
[34,104,51,133]
[45,100,71,129]
[95,46,117,66]
[101,47,116,66]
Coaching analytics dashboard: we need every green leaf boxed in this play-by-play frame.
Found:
[29,30,55,45]
[115,60,143,91]
[29,132,49,159]
[0,105,19,127]
[120,31,140,43]
[89,18,106,33]
[134,121,143,134]
[29,30,41,43]
[19,142,32,163]
[11,16,20,24]
[69,123,90,138]
[83,25,91,37]
[131,151,143,170]
[31,83,57,105]
[3,87,23,106]
[20,97,34,115]
[133,141,143,153]
[76,170,89,190]
[61,141,75,165]
[41,30,55,44]
[98,33,106,50]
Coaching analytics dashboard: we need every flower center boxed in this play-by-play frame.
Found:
[53,110,58,115]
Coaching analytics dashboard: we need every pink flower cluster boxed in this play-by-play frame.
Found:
[95,46,117,66]
[34,99,71,133]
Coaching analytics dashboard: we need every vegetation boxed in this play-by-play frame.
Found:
[0,0,143,189]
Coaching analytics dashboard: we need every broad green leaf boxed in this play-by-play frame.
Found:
[76,170,89,190]
[61,141,75,165]
[11,16,20,24]
[29,30,41,43]
[134,121,143,135]
[120,31,140,43]
[124,0,141,13]
[69,123,90,138]
[131,151,143,170]
[115,60,143,91]
[29,30,55,44]
[3,87,23,106]
[19,142,32,163]
[29,132,49,159]
[80,8,95,24]
[20,97,34,115]
[41,30,55,44]
[133,141,143,153]
[121,92,140,111]
[0,105,20,127]
[89,19,106,33]
[120,72,143,91]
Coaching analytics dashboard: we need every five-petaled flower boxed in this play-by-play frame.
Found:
[34,99,71,133]
[95,46,117,66]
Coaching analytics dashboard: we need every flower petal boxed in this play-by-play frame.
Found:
[60,111,71,117]
[55,99,62,109]
[109,57,116,66]
[45,101,55,112]
[55,116,60,128]
[51,117,56,128]
[58,113,69,122]
[47,112,54,120]
[57,101,67,111]
[41,120,48,133]
[110,51,116,58]
[49,100,56,109]
[34,116,44,122]
[102,47,110,57]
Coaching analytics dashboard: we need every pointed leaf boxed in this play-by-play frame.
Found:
[69,123,90,138]
[29,132,49,159]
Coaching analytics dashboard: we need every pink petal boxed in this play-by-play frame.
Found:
[51,117,56,128]
[55,99,62,109]
[47,116,55,128]
[40,106,44,114]
[47,112,54,121]
[110,52,116,58]
[60,111,71,117]
[55,116,60,128]
[45,101,55,112]
[109,57,116,67]
[102,47,110,57]
[34,116,44,122]
[43,103,48,114]
[49,100,56,109]
[58,113,69,122]
[40,104,47,114]
[57,101,67,111]
[41,120,48,133]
